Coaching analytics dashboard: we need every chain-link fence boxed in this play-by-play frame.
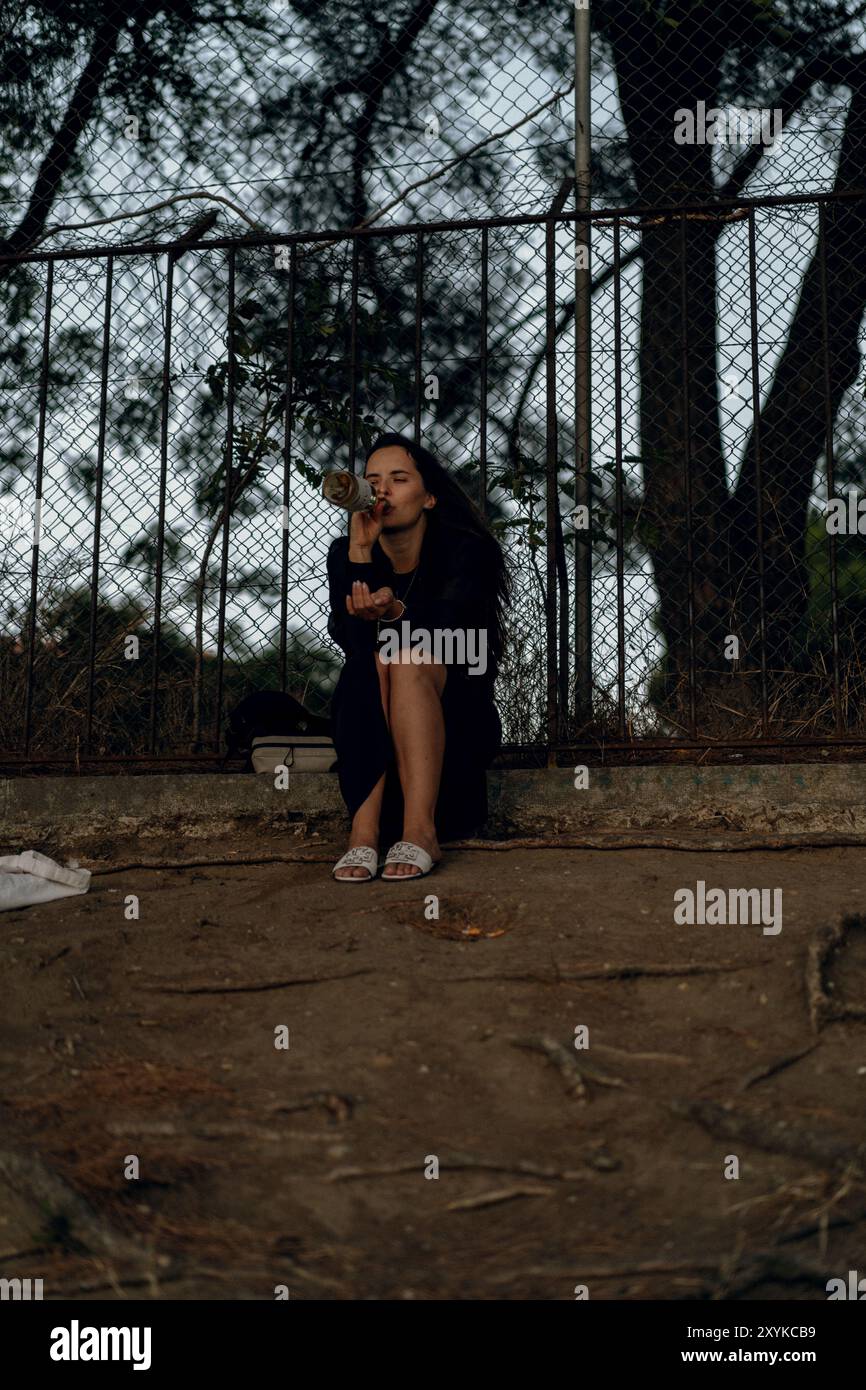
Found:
[2,0,861,250]
[3,3,866,766]
[3,186,866,765]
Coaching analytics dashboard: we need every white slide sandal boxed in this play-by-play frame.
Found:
[382,841,436,881]
[332,845,380,882]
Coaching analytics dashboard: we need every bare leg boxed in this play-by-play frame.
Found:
[335,655,391,879]
[382,657,446,879]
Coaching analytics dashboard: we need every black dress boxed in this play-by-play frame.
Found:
[326,524,502,844]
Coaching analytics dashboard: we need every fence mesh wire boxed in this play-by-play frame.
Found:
[3,2,866,761]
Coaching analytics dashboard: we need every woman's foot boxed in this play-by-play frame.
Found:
[334,821,380,880]
[381,825,441,879]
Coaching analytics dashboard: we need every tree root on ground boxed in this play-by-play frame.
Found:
[140,968,372,995]
[669,1097,866,1173]
[509,1034,628,1103]
[806,913,866,1033]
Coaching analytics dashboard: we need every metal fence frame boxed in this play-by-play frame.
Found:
[3,185,866,769]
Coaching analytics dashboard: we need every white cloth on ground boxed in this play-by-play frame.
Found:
[0,850,91,912]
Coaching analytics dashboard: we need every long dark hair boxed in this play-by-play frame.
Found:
[364,432,511,676]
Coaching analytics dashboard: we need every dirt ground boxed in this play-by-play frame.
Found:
[1,827,866,1301]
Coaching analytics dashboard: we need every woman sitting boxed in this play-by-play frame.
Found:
[327,432,510,881]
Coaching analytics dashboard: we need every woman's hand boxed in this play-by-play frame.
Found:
[348,499,386,560]
[345,583,402,621]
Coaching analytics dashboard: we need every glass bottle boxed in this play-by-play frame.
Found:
[322,471,378,512]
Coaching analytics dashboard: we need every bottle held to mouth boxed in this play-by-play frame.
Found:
[322,471,379,513]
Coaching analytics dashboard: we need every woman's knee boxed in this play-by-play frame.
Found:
[388,656,447,697]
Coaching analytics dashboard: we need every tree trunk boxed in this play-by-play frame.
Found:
[0,13,124,262]
[729,72,866,668]
[606,9,731,705]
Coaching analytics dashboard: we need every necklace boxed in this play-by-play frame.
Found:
[393,563,419,602]
[377,561,419,641]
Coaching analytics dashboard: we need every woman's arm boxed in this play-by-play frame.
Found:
[327,538,378,655]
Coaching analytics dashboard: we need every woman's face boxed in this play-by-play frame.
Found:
[364,446,435,533]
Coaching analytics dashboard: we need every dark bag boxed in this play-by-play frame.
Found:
[224,691,335,773]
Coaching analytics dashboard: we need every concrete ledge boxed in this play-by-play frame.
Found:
[486,764,866,834]
[4,763,866,849]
